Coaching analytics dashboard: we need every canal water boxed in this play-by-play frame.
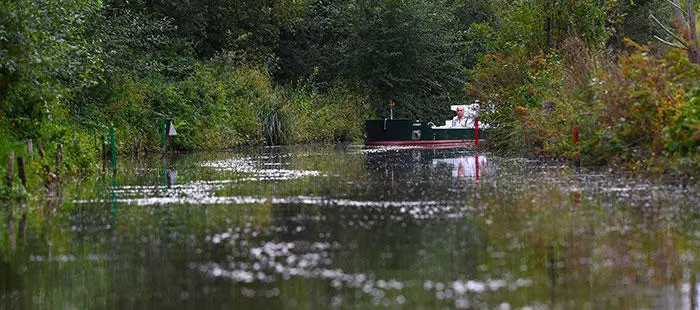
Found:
[1,145,698,309]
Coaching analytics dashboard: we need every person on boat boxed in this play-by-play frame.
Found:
[451,106,467,127]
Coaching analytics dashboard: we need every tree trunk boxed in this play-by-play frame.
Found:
[671,0,700,64]
[687,0,700,64]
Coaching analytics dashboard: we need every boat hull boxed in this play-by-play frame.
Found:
[364,119,486,146]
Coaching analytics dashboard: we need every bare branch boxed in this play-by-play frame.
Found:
[666,0,688,16]
[654,35,687,49]
[650,14,689,47]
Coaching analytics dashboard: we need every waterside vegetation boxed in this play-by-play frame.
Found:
[1,0,698,196]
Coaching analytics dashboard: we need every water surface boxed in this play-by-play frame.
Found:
[1,145,698,309]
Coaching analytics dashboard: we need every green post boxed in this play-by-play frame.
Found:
[110,127,116,169]
[161,119,166,154]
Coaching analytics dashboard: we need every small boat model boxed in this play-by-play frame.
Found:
[364,103,488,147]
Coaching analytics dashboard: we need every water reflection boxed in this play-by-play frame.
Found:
[432,155,489,179]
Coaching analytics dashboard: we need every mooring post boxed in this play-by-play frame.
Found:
[17,157,27,189]
[27,139,33,159]
[37,142,44,159]
[56,144,63,170]
[110,128,116,170]
[7,151,14,191]
[474,117,479,146]
[55,144,63,184]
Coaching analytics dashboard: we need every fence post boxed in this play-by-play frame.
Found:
[37,143,44,159]
[56,144,63,170]
[27,139,33,159]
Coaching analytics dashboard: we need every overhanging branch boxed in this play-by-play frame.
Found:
[654,35,687,49]
[650,14,689,47]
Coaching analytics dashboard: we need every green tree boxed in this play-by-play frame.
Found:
[277,0,468,122]
[0,0,104,139]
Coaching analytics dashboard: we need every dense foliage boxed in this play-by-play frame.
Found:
[1,0,698,192]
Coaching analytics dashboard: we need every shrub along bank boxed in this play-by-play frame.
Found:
[467,41,699,178]
[0,59,372,199]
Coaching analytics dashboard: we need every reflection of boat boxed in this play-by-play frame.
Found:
[432,156,489,179]
[364,103,489,146]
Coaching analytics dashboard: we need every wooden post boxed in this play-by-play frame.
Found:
[37,142,45,159]
[7,151,14,191]
[56,144,63,170]
[17,157,27,189]
[27,139,33,158]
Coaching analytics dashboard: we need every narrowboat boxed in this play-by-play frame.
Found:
[364,103,488,146]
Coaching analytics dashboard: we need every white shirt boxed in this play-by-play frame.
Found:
[451,115,467,127]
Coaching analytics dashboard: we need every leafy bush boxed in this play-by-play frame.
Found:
[465,49,564,152]
[590,44,699,164]
[283,79,371,144]
[664,85,700,157]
